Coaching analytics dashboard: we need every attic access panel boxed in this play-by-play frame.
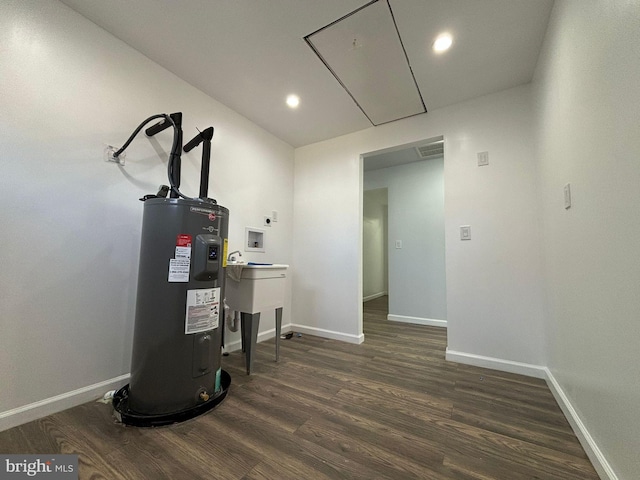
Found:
[305,0,426,126]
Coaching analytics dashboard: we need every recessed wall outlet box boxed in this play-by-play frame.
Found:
[564,183,572,209]
[272,210,278,222]
[246,227,265,252]
[264,216,272,226]
[395,240,402,249]
[104,145,125,165]
[477,151,489,166]
[460,226,471,240]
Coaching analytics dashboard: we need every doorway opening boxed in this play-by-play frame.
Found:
[361,135,447,333]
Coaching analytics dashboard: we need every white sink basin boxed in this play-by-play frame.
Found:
[225,264,288,313]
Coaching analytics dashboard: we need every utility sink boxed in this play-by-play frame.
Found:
[225,263,289,375]
[225,264,288,314]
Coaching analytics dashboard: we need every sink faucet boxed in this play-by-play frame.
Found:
[227,250,242,262]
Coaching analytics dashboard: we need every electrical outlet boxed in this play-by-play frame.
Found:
[104,145,125,165]
[264,216,272,227]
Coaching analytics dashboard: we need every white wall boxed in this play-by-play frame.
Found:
[533,1,640,478]
[293,84,546,363]
[0,0,293,426]
[364,158,446,321]
[362,188,388,299]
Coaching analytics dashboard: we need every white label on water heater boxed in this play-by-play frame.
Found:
[168,258,190,282]
[170,234,192,280]
[185,287,220,334]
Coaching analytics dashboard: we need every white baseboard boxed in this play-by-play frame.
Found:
[445,348,547,379]
[0,374,130,432]
[222,323,364,349]
[363,292,387,302]
[544,368,618,480]
[388,314,447,328]
[444,349,616,480]
[290,324,364,344]
[223,323,293,352]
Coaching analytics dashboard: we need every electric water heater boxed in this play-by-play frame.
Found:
[111,113,230,426]
[128,198,228,413]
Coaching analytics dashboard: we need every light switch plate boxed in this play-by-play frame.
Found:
[564,183,571,209]
[477,151,489,166]
[460,226,471,240]
[395,240,402,249]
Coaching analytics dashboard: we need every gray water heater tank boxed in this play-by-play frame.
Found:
[124,197,229,419]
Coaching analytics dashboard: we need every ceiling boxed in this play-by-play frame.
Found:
[60,0,554,148]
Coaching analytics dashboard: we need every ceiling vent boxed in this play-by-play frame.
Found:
[415,142,444,159]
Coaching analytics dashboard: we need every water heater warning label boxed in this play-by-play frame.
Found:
[185,287,220,334]
[176,234,192,247]
[169,234,192,282]
[168,259,190,282]
[175,234,192,260]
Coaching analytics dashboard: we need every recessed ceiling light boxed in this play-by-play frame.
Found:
[286,94,300,108]
[433,33,453,53]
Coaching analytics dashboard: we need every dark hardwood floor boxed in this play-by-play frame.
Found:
[0,296,599,479]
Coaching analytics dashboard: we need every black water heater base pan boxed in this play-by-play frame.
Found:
[112,370,231,427]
